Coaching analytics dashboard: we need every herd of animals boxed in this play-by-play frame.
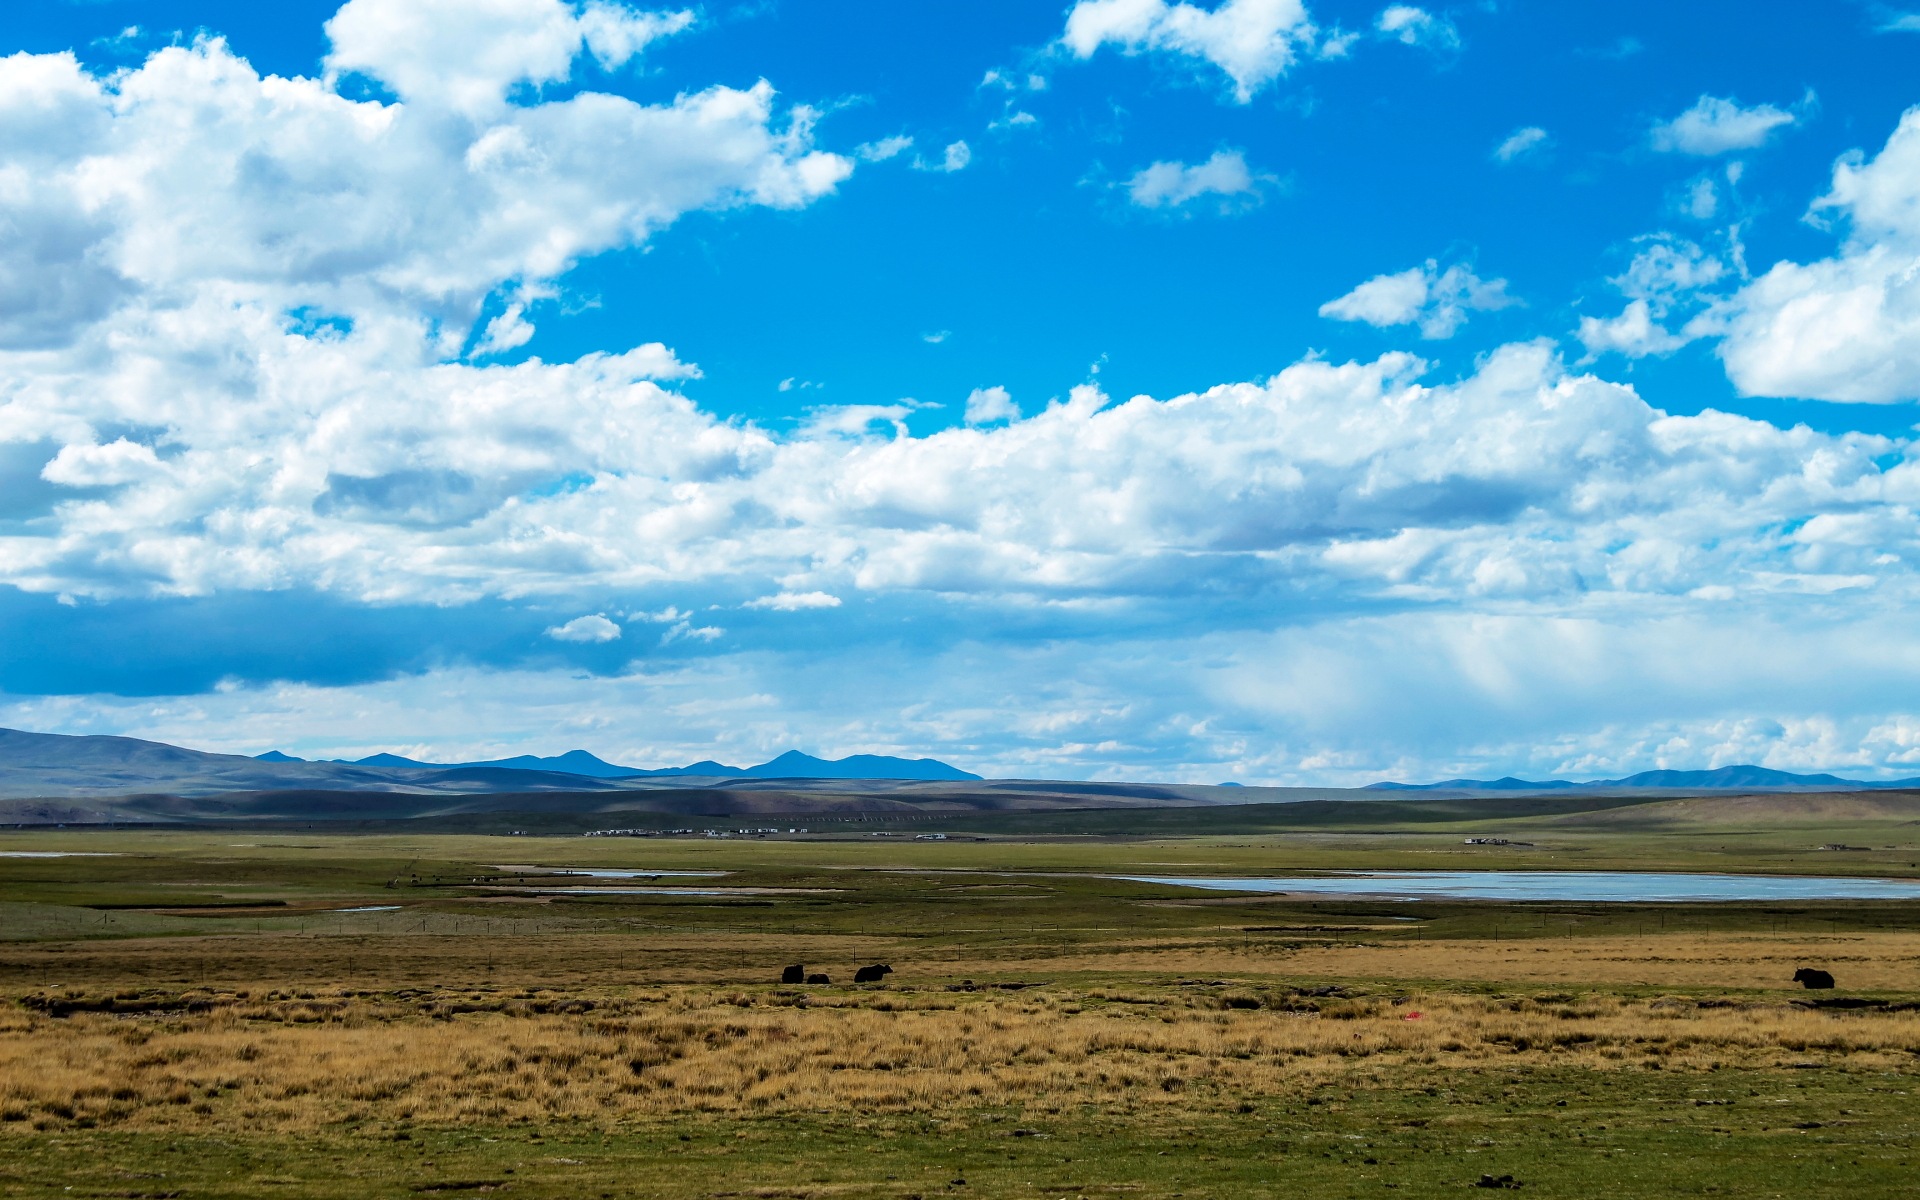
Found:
[781,963,891,985]
[775,963,1839,989]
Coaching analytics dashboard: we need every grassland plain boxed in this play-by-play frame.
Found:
[1,800,1919,1197]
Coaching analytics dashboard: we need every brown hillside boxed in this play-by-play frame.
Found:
[1541,789,1920,829]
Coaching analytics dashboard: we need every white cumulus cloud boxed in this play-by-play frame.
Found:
[1651,94,1802,156]
[964,385,1019,425]
[1319,259,1513,339]
[1493,126,1550,163]
[546,613,622,642]
[1577,236,1724,360]
[325,0,694,116]
[1126,148,1266,210]
[0,9,848,363]
[38,438,165,487]
[1576,300,1691,359]
[1717,107,1920,402]
[15,3,1920,784]
[855,134,912,162]
[745,591,842,611]
[1375,5,1458,50]
[1059,0,1319,103]
[914,140,970,172]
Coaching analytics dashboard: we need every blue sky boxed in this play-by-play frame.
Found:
[3,0,1920,783]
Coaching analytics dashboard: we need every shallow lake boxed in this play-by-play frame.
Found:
[493,866,725,878]
[1117,871,1920,902]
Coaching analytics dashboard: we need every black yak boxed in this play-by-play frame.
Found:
[853,964,893,983]
[1793,967,1835,989]
[781,964,805,984]
[806,973,830,984]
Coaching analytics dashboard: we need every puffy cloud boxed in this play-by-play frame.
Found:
[964,385,1019,425]
[1682,177,1719,219]
[324,0,694,115]
[10,317,1920,779]
[0,24,847,357]
[546,613,621,642]
[1126,148,1266,210]
[1492,126,1549,163]
[15,319,1915,620]
[744,591,842,610]
[1576,299,1690,359]
[914,140,970,172]
[1651,94,1801,156]
[855,134,912,162]
[1577,236,1724,360]
[12,5,1920,784]
[1614,236,1725,304]
[0,7,850,604]
[1319,259,1513,338]
[38,438,165,488]
[1717,108,1920,402]
[1059,0,1319,103]
[1375,5,1458,51]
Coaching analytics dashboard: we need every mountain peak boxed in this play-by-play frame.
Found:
[744,750,982,781]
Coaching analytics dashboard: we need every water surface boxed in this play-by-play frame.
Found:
[1118,871,1920,902]
[494,866,724,878]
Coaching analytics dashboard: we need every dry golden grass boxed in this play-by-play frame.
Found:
[1008,932,1920,989]
[0,932,901,990]
[3,980,1916,1134]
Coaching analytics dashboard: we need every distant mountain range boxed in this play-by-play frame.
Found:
[265,746,982,782]
[7,725,1918,817]
[1367,765,1920,791]
[0,726,983,801]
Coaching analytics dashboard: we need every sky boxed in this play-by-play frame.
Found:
[3,0,1920,784]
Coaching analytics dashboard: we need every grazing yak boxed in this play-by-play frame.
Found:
[781,964,805,984]
[1793,967,1835,990]
[806,973,831,985]
[853,964,893,984]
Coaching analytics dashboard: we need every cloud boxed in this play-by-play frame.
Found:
[744,590,842,610]
[964,385,1019,425]
[914,140,970,172]
[1059,0,1320,103]
[1716,107,1920,402]
[658,619,723,644]
[1877,11,1920,32]
[855,134,912,162]
[1651,94,1802,156]
[325,0,695,116]
[1374,5,1459,50]
[1126,148,1267,210]
[1492,126,1550,163]
[0,29,849,363]
[545,613,621,642]
[1576,235,1725,360]
[12,328,1920,780]
[1682,176,1719,219]
[16,5,1920,783]
[1319,259,1513,338]
[1576,300,1691,359]
[38,438,166,488]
